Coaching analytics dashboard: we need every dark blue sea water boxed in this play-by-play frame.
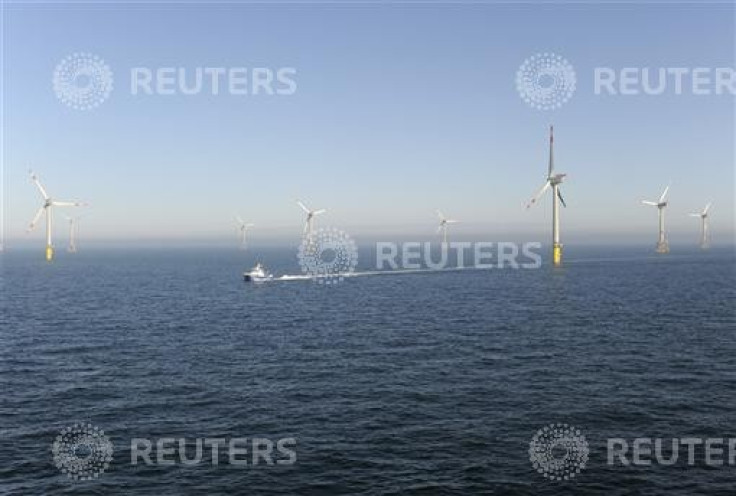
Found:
[1,246,735,495]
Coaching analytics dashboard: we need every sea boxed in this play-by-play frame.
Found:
[1,245,735,495]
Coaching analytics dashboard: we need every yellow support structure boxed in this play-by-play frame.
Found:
[552,243,563,267]
[46,245,54,262]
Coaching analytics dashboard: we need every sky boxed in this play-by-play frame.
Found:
[2,1,734,248]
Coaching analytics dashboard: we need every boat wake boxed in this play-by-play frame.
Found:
[272,266,478,282]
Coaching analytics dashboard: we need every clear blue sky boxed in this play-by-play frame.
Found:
[3,2,734,246]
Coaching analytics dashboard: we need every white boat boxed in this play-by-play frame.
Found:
[243,263,273,282]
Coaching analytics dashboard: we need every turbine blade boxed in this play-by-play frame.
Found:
[296,200,310,213]
[689,213,701,217]
[29,171,50,200]
[436,225,443,234]
[234,215,244,226]
[557,189,567,208]
[312,209,326,216]
[641,200,658,206]
[436,210,445,221]
[51,200,84,207]
[446,219,459,224]
[659,184,670,203]
[703,203,712,215]
[525,181,551,209]
[548,125,554,176]
[27,206,45,231]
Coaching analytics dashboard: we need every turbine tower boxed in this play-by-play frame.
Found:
[525,126,567,266]
[689,203,712,249]
[234,215,255,250]
[27,171,86,261]
[436,210,459,244]
[641,184,671,254]
[296,200,326,240]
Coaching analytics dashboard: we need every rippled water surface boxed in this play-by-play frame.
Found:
[1,247,735,495]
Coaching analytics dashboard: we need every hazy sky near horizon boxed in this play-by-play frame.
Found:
[2,2,734,247]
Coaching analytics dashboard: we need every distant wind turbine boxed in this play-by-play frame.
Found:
[27,170,86,261]
[641,184,671,254]
[689,202,712,249]
[525,126,568,266]
[234,215,255,250]
[62,214,84,253]
[436,210,459,244]
[296,200,326,240]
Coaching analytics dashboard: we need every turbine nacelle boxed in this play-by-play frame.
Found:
[690,203,712,219]
[526,176,567,210]
[235,216,255,231]
[549,173,566,185]
[436,210,459,227]
[641,184,671,210]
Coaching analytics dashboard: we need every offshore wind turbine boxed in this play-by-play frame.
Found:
[689,202,712,249]
[62,214,83,253]
[234,215,255,250]
[296,200,326,240]
[436,210,459,244]
[27,171,86,261]
[641,184,671,253]
[525,126,568,266]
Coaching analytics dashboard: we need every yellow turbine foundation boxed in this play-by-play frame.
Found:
[552,243,563,266]
[46,245,54,261]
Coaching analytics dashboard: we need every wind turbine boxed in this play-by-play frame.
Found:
[689,203,712,249]
[62,214,83,253]
[234,215,255,250]
[27,170,86,261]
[436,210,459,244]
[296,200,326,240]
[525,126,568,266]
[641,184,671,254]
